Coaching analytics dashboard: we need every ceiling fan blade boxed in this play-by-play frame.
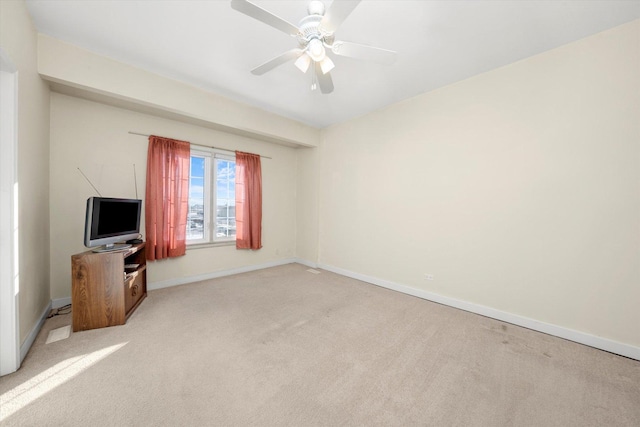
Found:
[315,62,334,94]
[231,0,299,37]
[331,41,397,65]
[320,0,361,33]
[251,49,304,75]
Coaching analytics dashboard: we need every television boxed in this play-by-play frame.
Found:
[84,197,142,252]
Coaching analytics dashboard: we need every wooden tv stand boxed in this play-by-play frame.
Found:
[71,243,147,332]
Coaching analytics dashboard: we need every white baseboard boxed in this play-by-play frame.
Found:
[315,262,640,361]
[20,301,51,362]
[148,258,298,291]
[293,257,318,269]
[51,256,639,361]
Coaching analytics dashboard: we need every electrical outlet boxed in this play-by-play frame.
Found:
[424,274,434,281]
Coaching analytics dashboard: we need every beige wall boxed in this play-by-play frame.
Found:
[318,21,640,347]
[49,93,297,299]
[0,0,51,343]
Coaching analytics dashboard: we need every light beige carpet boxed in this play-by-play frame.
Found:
[1,263,638,426]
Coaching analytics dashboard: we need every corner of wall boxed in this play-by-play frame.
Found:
[295,145,321,264]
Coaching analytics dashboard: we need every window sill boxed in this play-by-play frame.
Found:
[186,240,236,250]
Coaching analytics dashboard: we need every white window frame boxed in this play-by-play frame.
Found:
[186,149,236,246]
[186,150,211,245]
[212,152,236,243]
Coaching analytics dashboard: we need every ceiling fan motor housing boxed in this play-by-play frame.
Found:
[297,13,334,53]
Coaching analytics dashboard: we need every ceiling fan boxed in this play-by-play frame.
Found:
[230,0,397,94]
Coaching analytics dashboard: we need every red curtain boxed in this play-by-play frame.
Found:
[145,136,191,261]
[235,151,262,250]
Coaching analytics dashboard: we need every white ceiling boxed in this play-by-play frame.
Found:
[25,0,640,129]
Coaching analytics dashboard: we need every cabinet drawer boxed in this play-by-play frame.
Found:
[124,272,145,315]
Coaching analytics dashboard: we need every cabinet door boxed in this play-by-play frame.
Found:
[124,270,145,315]
[72,252,126,331]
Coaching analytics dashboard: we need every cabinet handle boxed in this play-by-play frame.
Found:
[131,284,138,297]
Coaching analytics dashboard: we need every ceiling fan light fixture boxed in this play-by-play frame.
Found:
[307,38,326,62]
[320,56,334,74]
[294,54,312,73]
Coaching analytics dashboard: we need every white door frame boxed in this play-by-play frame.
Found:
[0,48,20,376]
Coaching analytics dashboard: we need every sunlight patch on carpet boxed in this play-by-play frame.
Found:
[306,269,321,274]
[0,342,127,421]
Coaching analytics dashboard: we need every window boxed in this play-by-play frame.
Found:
[187,149,236,244]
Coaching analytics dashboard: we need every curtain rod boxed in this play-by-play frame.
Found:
[128,131,272,159]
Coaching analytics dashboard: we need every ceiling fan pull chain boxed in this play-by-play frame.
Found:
[311,65,318,91]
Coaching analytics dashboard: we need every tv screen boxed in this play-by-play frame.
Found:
[84,197,142,251]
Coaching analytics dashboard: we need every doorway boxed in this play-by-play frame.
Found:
[0,49,20,376]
